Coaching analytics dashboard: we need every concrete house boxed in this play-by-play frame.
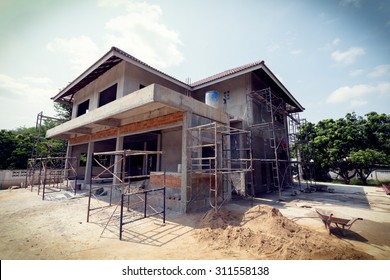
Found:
[46,46,304,213]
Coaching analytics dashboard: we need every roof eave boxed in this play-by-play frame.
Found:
[192,62,304,112]
[51,47,117,102]
[261,63,305,112]
[51,47,191,103]
[191,62,265,90]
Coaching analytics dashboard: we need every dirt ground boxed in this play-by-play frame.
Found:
[0,183,389,260]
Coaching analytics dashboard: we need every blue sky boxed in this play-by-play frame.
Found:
[0,0,389,129]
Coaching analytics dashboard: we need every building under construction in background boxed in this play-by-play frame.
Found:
[27,46,307,213]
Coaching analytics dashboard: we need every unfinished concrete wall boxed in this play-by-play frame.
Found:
[71,62,126,119]
[123,62,187,96]
[161,127,182,173]
[186,173,224,212]
[191,74,252,122]
[70,143,88,179]
[70,138,116,180]
[149,171,181,212]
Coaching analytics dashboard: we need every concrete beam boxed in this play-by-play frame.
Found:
[47,86,155,138]
[47,83,230,139]
[69,127,93,135]
[93,118,121,127]
[153,84,230,124]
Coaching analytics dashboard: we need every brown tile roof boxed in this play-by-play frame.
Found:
[112,47,188,87]
[191,60,264,87]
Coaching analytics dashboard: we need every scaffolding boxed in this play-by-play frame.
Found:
[29,111,64,161]
[25,111,72,198]
[288,112,311,190]
[26,156,78,200]
[187,122,253,211]
[86,149,166,240]
[247,88,305,200]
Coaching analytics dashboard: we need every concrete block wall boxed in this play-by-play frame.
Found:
[149,172,182,212]
[186,173,223,212]
[0,170,28,188]
[0,169,65,189]
[72,62,126,119]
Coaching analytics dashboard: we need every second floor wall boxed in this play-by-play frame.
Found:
[71,60,189,120]
[70,59,292,129]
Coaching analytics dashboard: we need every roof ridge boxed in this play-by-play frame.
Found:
[111,46,189,86]
[191,60,264,87]
[113,46,264,88]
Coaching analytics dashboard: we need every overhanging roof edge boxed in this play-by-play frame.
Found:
[51,47,117,102]
[51,47,191,102]
[260,63,305,112]
[191,63,264,90]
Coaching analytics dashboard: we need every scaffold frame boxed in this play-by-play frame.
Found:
[86,149,166,240]
[187,122,253,211]
[26,156,78,200]
[246,87,309,199]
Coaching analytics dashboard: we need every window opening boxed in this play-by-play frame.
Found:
[99,84,117,107]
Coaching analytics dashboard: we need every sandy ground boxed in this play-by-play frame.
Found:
[0,183,389,260]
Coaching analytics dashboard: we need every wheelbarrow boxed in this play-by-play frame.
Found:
[315,209,363,236]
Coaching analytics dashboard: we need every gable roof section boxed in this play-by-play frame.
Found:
[191,60,304,112]
[51,46,304,112]
[52,47,190,103]
[191,60,264,88]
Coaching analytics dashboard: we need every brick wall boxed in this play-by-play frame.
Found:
[91,127,118,141]
[69,134,90,145]
[150,172,181,189]
[69,112,184,145]
[120,112,183,135]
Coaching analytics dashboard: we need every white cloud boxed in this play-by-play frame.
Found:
[319,37,341,51]
[0,74,56,100]
[368,64,390,78]
[102,1,184,69]
[46,1,183,72]
[267,43,281,53]
[46,36,100,71]
[332,38,341,45]
[98,0,127,7]
[331,47,365,65]
[349,69,364,76]
[0,74,57,129]
[327,82,390,108]
[349,99,367,107]
[290,49,302,55]
[340,0,361,7]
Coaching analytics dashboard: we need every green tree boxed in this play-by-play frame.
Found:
[297,112,390,185]
[349,149,387,185]
[52,102,72,122]
[0,130,17,169]
[0,129,34,169]
[0,102,71,170]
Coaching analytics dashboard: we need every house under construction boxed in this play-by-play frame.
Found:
[45,46,305,213]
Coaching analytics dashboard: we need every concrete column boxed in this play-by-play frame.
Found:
[180,112,191,213]
[225,120,232,202]
[156,134,161,171]
[142,141,148,174]
[66,143,73,158]
[84,141,95,184]
[113,136,124,186]
[64,144,73,178]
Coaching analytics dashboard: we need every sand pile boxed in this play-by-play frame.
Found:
[196,205,373,260]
